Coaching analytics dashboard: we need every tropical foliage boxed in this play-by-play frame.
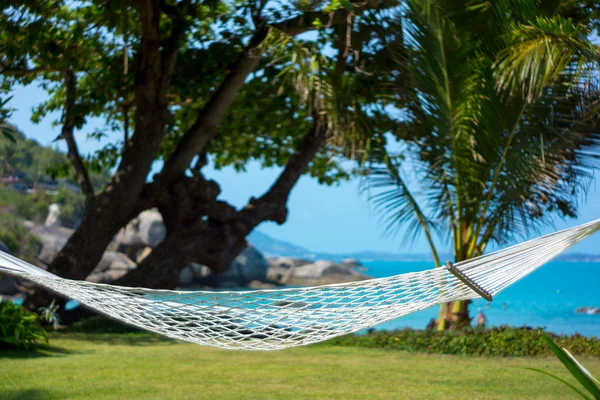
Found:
[364,0,600,329]
[327,327,600,357]
[0,213,42,263]
[0,0,407,294]
[0,301,48,349]
[526,333,600,399]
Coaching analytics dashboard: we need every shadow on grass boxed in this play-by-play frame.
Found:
[0,389,51,400]
[0,343,78,359]
[52,332,176,346]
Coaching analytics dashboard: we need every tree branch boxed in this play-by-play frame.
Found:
[158,2,386,184]
[159,27,270,182]
[239,115,331,226]
[56,69,95,201]
[160,0,192,96]
[272,1,378,36]
[0,66,57,76]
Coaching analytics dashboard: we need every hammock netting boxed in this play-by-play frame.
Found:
[1,218,599,350]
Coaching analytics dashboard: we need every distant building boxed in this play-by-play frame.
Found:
[1,174,81,195]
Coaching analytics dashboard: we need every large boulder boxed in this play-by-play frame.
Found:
[575,307,600,315]
[23,222,138,284]
[114,209,165,253]
[31,225,74,265]
[282,260,372,286]
[266,257,312,283]
[0,240,19,295]
[86,251,137,284]
[179,246,269,288]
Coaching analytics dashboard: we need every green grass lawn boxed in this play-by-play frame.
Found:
[1,333,599,399]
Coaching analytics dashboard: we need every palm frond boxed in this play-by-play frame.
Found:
[361,147,442,266]
[494,16,600,102]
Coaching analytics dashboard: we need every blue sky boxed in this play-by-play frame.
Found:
[7,83,600,255]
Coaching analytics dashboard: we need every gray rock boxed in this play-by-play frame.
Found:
[32,225,73,265]
[179,246,268,288]
[222,246,268,285]
[23,222,137,283]
[91,251,137,274]
[136,247,153,263]
[266,257,312,283]
[340,258,361,267]
[115,209,166,251]
[283,259,371,286]
[268,257,312,269]
[247,280,278,290]
[179,263,208,286]
[86,269,129,284]
[575,307,600,315]
[85,251,136,283]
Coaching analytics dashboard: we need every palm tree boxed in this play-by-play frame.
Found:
[364,0,600,329]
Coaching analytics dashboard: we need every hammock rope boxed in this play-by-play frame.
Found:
[1,218,599,351]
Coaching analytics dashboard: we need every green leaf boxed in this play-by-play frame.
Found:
[1,127,16,143]
[524,368,592,400]
[542,333,600,398]
[340,0,355,10]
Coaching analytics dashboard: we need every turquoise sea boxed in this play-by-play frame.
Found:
[363,260,600,337]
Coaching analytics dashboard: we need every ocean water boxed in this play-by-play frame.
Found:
[362,260,600,337]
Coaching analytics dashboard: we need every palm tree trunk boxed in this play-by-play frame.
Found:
[437,300,472,330]
[435,224,474,330]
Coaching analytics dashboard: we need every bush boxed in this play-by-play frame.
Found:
[0,301,48,349]
[69,316,142,334]
[325,326,600,357]
[0,213,42,263]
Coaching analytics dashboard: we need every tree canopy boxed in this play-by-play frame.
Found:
[1,0,408,296]
[364,0,600,329]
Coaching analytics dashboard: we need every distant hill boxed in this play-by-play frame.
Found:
[248,230,600,263]
[247,231,317,259]
[247,230,446,262]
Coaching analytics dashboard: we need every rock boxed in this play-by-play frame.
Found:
[115,209,166,252]
[179,246,269,288]
[85,251,136,283]
[268,257,312,269]
[221,246,268,285]
[86,269,129,284]
[283,259,372,286]
[136,247,153,263]
[575,307,600,315]
[266,257,312,283]
[33,225,74,265]
[340,258,361,267]
[0,240,19,295]
[179,263,208,286]
[247,280,278,290]
[44,203,61,227]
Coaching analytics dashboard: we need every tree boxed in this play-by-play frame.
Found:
[1,0,405,304]
[364,0,600,329]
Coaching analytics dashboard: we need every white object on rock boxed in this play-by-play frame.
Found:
[115,209,166,250]
[44,204,61,227]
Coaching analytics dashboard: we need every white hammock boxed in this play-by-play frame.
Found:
[1,218,599,351]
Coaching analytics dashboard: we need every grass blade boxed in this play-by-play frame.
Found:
[524,368,592,400]
[542,333,600,398]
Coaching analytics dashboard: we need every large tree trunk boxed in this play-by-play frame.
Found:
[113,222,248,288]
[436,300,472,330]
[435,223,474,330]
[115,116,330,290]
